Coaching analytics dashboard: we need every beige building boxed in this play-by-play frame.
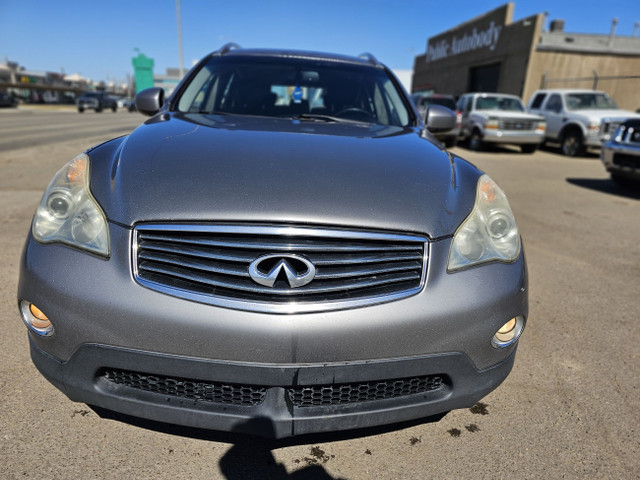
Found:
[412,3,640,110]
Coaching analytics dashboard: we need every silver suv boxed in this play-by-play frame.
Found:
[19,46,527,438]
[456,93,545,153]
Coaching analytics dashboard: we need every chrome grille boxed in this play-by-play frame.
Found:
[615,123,640,144]
[134,225,427,313]
[288,375,445,407]
[499,119,535,131]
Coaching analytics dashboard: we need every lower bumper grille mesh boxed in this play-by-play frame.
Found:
[103,369,267,406]
[288,375,445,407]
[102,369,446,409]
[613,153,640,169]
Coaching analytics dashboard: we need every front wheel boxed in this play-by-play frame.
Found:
[78,108,84,113]
[520,144,538,154]
[468,130,484,151]
[561,130,584,157]
[112,105,117,112]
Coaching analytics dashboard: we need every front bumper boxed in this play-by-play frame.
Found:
[19,222,527,436]
[601,142,640,180]
[482,129,544,145]
[30,339,517,438]
[78,102,98,110]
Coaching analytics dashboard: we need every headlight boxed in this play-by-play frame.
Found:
[32,153,109,256]
[485,117,499,129]
[448,175,520,271]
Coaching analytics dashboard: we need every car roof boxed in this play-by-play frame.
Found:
[533,88,607,94]
[420,94,455,99]
[464,92,521,99]
[210,46,385,69]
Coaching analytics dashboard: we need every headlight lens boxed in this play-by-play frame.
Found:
[32,153,109,256]
[448,175,520,271]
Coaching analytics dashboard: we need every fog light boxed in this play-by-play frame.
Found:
[19,300,54,336]
[492,315,524,348]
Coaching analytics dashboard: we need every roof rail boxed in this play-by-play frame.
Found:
[358,52,381,66]
[214,43,242,56]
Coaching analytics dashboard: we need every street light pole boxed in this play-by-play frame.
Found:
[176,0,185,78]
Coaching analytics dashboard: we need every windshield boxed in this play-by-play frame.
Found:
[565,93,618,110]
[475,95,524,112]
[175,56,411,127]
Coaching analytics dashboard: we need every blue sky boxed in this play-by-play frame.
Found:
[1,0,639,84]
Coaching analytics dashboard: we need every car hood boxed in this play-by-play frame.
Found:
[568,109,640,121]
[474,110,544,121]
[90,113,480,238]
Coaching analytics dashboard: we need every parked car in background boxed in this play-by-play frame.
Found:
[77,92,117,113]
[526,89,640,156]
[456,93,546,153]
[0,92,18,108]
[601,118,640,186]
[19,46,527,438]
[117,97,133,109]
[411,94,458,147]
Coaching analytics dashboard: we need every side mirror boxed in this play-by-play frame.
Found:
[135,87,165,116]
[425,105,456,133]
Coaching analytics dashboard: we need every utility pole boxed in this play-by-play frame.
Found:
[176,0,185,78]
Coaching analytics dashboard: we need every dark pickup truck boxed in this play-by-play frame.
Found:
[77,92,117,113]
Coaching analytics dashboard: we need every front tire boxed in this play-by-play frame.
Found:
[561,130,584,157]
[444,137,457,148]
[78,108,84,113]
[468,130,484,151]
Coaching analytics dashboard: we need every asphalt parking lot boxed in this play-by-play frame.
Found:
[1,107,638,479]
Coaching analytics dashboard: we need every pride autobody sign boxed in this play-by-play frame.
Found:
[426,21,502,63]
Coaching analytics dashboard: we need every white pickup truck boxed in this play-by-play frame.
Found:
[526,89,640,156]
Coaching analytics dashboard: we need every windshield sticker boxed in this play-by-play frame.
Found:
[292,86,302,104]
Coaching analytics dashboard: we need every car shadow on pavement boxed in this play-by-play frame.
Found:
[566,178,640,199]
[540,144,600,159]
[89,405,446,479]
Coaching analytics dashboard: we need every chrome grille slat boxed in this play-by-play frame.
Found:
[134,225,427,313]
[138,251,249,277]
[139,232,418,252]
[140,262,421,296]
[308,251,423,265]
[315,261,423,279]
[140,240,257,263]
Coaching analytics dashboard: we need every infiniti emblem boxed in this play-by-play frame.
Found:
[249,254,316,288]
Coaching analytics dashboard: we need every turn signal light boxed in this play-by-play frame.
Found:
[20,301,54,336]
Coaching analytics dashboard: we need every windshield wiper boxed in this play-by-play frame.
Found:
[291,113,370,125]
[198,110,230,115]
